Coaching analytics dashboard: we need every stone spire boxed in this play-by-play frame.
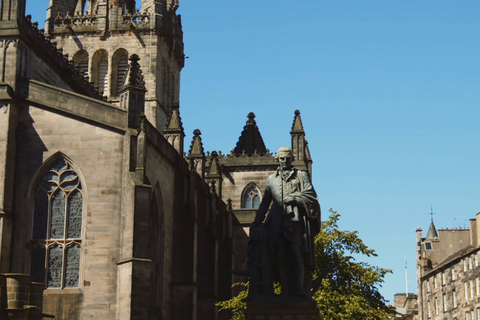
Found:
[164,108,184,155]
[119,54,146,129]
[123,54,146,91]
[206,151,222,197]
[188,129,204,156]
[290,110,312,176]
[187,129,205,178]
[233,112,267,157]
[290,110,305,162]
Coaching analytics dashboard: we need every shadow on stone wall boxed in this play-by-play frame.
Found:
[0,273,53,319]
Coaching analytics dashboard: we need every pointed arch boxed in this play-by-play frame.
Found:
[111,48,129,96]
[151,183,165,317]
[92,49,109,95]
[72,50,89,78]
[241,182,262,209]
[27,153,86,289]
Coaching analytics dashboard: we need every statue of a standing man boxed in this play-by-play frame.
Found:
[250,146,320,298]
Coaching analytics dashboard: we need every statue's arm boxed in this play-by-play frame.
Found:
[291,171,317,207]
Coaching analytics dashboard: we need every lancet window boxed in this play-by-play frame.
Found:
[242,183,261,209]
[112,49,129,96]
[30,158,83,288]
[73,50,89,78]
[92,50,109,95]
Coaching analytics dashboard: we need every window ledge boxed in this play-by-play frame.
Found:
[43,287,82,294]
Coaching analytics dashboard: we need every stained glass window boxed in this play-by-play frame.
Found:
[30,158,83,288]
[243,184,261,209]
[47,245,63,288]
[65,245,81,288]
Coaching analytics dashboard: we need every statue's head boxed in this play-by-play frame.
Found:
[275,146,293,170]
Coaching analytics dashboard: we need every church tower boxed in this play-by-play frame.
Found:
[45,0,184,130]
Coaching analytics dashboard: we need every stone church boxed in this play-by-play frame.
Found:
[0,0,313,319]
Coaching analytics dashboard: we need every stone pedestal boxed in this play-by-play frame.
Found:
[245,300,321,320]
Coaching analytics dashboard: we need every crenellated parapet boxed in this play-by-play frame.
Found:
[51,9,153,34]
[53,12,100,31]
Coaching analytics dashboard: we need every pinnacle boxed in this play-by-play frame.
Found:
[233,112,267,157]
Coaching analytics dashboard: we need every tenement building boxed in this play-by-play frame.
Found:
[417,213,480,320]
[0,0,314,319]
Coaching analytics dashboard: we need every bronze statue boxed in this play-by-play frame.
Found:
[249,146,320,299]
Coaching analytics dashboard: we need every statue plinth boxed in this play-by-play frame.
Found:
[245,300,321,320]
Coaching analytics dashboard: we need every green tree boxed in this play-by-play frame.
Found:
[313,209,396,319]
[217,209,396,320]
[216,283,248,320]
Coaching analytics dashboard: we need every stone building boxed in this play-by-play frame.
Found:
[0,0,315,319]
[0,0,231,319]
[417,213,480,320]
[390,293,418,320]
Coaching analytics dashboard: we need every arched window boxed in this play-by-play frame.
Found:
[72,50,89,78]
[30,158,84,288]
[242,183,261,209]
[92,49,108,95]
[111,49,129,96]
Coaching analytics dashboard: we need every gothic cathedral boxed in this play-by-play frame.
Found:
[0,1,313,319]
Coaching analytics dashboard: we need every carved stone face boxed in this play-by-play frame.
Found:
[277,151,293,170]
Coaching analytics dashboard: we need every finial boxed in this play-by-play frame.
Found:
[295,110,300,115]
[129,54,140,63]
[429,206,435,222]
[193,129,201,136]
[246,112,257,126]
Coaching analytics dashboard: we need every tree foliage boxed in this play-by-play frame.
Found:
[216,282,248,320]
[217,209,396,319]
[314,209,396,319]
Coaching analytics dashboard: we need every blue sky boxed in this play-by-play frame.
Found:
[27,1,480,302]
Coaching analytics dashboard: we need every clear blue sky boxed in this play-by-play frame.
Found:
[27,0,480,303]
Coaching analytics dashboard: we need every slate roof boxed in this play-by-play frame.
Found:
[425,221,438,240]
